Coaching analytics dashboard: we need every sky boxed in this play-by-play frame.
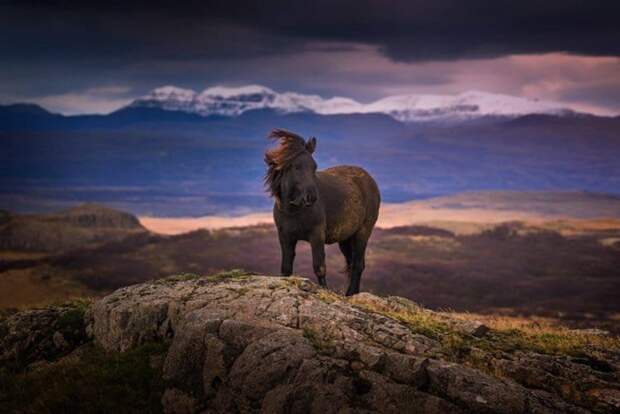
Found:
[1,0,620,115]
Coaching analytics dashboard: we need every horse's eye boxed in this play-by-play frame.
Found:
[294,165,301,171]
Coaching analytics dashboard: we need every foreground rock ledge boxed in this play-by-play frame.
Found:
[85,274,619,414]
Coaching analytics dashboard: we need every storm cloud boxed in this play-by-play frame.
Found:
[3,0,619,62]
[1,0,619,114]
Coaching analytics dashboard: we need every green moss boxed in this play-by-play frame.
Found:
[51,299,92,343]
[156,273,202,284]
[56,308,84,331]
[157,269,254,285]
[205,269,253,282]
[350,299,453,340]
[303,327,335,354]
[0,341,169,414]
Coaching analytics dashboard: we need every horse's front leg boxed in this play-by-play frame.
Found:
[279,233,297,277]
[310,232,327,287]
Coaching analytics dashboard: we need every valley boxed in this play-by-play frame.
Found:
[2,195,619,335]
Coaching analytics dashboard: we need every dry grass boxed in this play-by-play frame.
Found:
[349,295,620,359]
[349,295,454,340]
[316,288,340,304]
[449,312,620,357]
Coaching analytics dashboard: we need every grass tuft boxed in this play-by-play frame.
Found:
[155,273,202,284]
[350,297,453,340]
[205,269,253,282]
[316,289,340,304]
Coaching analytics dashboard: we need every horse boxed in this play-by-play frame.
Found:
[264,129,380,295]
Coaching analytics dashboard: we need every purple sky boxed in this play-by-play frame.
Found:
[1,1,619,115]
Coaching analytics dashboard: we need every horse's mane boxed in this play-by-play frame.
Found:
[264,129,308,200]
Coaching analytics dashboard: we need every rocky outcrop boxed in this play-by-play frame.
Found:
[0,302,89,370]
[84,274,619,413]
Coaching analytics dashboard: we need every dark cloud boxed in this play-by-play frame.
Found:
[2,0,619,64]
[1,1,619,115]
[0,3,302,63]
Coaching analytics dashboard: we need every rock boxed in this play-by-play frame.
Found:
[0,303,88,370]
[482,352,620,413]
[82,275,620,413]
[161,388,198,414]
[425,359,588,414]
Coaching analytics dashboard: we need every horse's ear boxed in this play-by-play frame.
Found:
[305,137,316,154]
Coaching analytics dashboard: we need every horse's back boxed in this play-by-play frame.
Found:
[317,165,380,243]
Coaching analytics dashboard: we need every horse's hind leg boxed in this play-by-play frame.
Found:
[338,240,353,276]
[345,231,369,296]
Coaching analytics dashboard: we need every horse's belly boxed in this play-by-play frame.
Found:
[324,205,365,244]
[318,165,376,244]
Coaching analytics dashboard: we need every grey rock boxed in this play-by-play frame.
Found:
[83,275,619,413]
[0,305,88,370]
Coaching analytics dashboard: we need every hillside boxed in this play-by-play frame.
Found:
[1,273,619,413]
[0,204,147,252]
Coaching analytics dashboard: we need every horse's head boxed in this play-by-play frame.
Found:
[264,129,319,210]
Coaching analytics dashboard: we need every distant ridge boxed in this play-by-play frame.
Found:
[130,85,578,122]
[1,97,619,215]
[0,204,147,252]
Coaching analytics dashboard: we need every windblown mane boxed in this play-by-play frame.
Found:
[264,129,308,200]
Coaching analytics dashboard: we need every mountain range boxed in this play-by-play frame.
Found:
[1,86,619,216]
[131,85,577,122]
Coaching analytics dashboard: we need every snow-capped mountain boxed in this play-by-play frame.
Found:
[130,85,575,122]
[132,85,363,118]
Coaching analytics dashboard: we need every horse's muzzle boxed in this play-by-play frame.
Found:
[290,191,317,208]
[302,192,317,207]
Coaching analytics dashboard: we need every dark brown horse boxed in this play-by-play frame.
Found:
[264,129,380,295]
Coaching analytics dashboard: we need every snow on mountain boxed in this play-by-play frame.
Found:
[363,90,573,122]
[131,85,575,122]
[133,84,363,117]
